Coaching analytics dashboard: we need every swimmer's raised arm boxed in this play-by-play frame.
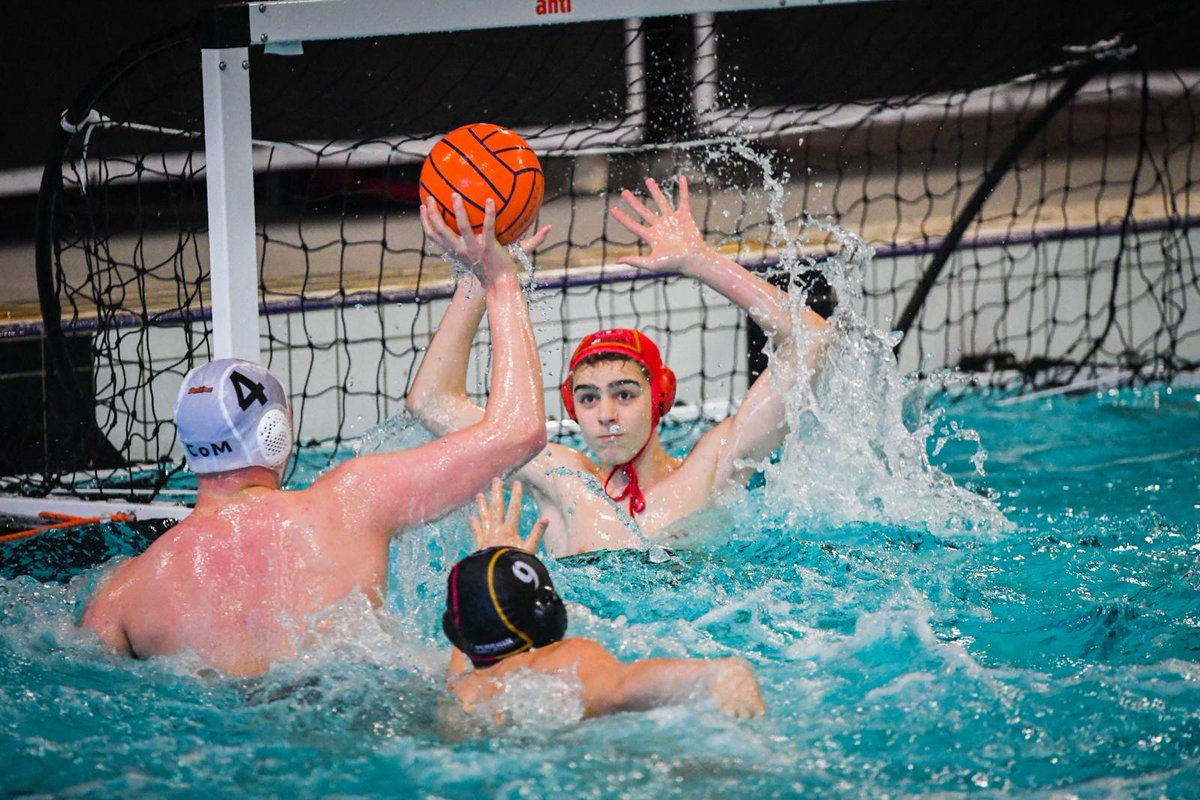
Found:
[612,175,827,357]
[404,274,487,435]
[612,175,831,478]
[406,212,551,437]
[406,205,585,508]
[319,197,547,533]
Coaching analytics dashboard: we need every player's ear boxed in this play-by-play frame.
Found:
[530,586,567,646]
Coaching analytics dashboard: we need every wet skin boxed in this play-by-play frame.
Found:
[81,196,548,676]
[405,175,831,557]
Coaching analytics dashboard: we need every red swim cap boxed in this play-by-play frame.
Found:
[560,328,677,425]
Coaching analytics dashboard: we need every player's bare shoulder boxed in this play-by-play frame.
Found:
[522,441,601,494]
[526,637,612,674]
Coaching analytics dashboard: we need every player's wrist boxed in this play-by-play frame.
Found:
[680,245,725,279]
[481,266,521,292]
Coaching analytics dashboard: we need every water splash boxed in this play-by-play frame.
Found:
[707,142,1011,537]
[472,668,587,729]
[355,409,434,458]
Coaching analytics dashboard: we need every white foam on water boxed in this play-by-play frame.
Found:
[474,667,587,730]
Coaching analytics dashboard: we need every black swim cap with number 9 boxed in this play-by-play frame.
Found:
[442,546,568,669]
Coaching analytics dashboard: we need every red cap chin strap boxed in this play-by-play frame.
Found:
[602,437,651,516]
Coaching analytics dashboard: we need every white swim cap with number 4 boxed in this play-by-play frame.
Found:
[175,359,293,474]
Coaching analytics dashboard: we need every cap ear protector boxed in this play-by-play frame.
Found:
[559,329,677,424]
[528,585,568,645]
[559,379,575,420]
[256,408,293,469]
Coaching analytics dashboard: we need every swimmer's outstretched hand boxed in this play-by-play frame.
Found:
[469,478,548,553]
[610,175,716,277]
[421,194,517,284]
[705,657,766,718]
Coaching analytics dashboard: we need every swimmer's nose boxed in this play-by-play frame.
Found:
[597,394,618,421]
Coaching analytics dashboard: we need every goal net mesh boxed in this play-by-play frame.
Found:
[25,0,1200,500]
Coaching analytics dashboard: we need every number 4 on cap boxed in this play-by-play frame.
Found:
[230,370,268,411]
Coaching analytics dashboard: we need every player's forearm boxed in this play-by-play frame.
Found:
[682,249,796,342]
[608,657,764,717]
[479,270,547,460]
[406,278,487,431]
[599,658,711,713]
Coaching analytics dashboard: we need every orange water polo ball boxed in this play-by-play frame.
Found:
[419,123,545,245]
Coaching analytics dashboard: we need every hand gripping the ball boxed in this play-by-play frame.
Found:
[422,192,551,286]
[421,194,517,286]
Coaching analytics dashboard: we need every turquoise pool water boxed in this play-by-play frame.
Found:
[1,386,1197,798]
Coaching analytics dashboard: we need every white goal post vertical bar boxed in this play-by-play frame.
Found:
[201,46,261,365]
[693,12,718,113]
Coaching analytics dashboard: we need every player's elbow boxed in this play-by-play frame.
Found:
[405,388,476,437]
[502,400,548,454]
[404,384,433,421]
[515,416,548,462]
[473,412,545,472]
[474,394,547,467]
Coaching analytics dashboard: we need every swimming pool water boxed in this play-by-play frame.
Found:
[1,387,1198,798]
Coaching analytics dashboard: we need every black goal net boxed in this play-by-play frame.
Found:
[19,0,1200,500]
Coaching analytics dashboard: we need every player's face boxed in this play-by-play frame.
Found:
[570,360,654,467]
